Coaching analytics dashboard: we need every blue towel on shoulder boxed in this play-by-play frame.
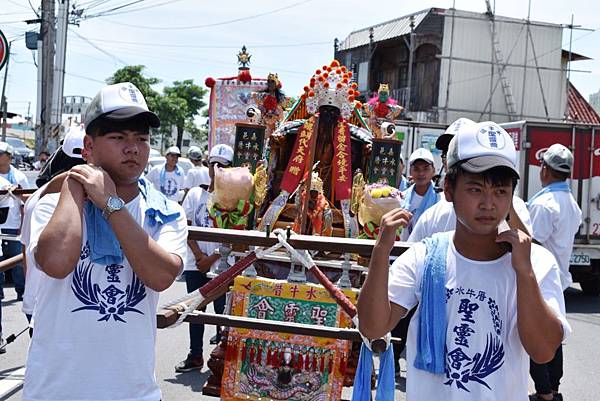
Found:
[84,178,181,265]
[414,231,451,374]
[352,343,395,401]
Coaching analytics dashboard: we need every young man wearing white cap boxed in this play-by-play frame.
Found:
[408,119,532,243]
[400,147,440,240]
[528,143,581,401]
[146,145,185,202]
[0,141,29,302]
[23,82,187,401]
[183,145,210,195]
[358,122,569,401]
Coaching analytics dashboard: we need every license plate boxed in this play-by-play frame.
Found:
[570,252,591,266]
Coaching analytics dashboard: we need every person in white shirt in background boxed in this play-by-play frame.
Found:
[32,151,49,171]
[400,147,441,241]
[175,143,234,372]
[397,157,409,192]
[146,145,185,202]
[20,126,86,330]
[528,144,582,401]
[409,118,532,243]
[183,146,209,198]
[358,120,569,401]
[0,175,14,353]
[0,141,29,303]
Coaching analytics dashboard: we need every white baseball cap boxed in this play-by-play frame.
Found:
[209,144,234,165]
[187,146,202,160]
[447,121,519,177]
[165,146,181,156]
[543,143,573,173]
[409,148,434,166]
[0,142,14,155]
[436,118,477,151]
[84,82,160,133]
[197,166,211,186]
[62,125,85,159]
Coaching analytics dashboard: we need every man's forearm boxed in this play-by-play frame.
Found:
[516,269,563,363]
[109,209,181,292]
[357,244,396,339]
[36,180,84,278]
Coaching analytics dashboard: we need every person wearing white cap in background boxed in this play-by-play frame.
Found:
[183,145,210,196]
[399,147,440,241]
[23,82,187,401]
[145,145,185,202]
[527,143,581,401]
[19,124,87,338]
[174,143,234,372]
[359,120,569,401]
[0,174,15,353]
[408,119,532,243]
[0,141,29,306]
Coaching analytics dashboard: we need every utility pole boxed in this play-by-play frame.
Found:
[51,0,69,144]
[39,0,56,154]
[405,16,416,114]
[1,42,10,142]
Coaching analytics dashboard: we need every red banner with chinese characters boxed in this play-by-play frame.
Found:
[280,115,317,194]
[333,122,352,200]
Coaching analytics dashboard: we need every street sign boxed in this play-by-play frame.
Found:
[0,29,8,71]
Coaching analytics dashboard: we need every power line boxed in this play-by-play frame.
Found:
[83,0,145,18]
[84,0,186,18]
[69,28,129,65]
[73,36,330,49]
[97,0,314,30]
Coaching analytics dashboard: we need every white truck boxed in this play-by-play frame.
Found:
[397,119,600,295]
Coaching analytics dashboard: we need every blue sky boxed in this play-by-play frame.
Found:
[1,0,599,119]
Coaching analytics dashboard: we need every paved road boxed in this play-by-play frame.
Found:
[2,278,600,400]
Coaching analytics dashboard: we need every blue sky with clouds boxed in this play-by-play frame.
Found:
[1,0,599,119]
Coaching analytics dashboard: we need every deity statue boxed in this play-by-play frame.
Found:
[251,73,288,136]
[363,83,403,138]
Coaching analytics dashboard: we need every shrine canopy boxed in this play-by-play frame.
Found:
[205,46,268,149]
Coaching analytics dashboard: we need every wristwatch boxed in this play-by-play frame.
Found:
[102,195,125,219]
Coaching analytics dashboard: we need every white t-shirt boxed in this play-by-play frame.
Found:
[528,189,582,290]
[184,165,209,189]
[20,184,56,316]
[145,163,185,202]
[23,193,188,401]
[182,187,226,272]
[0,165,29,230]
[408,196,533,243]
[388,238,570,401]
[400,193,424,241]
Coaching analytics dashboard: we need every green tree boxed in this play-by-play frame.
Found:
[106,65,161,111]
[154,94,186,153]
[162,80,207,148]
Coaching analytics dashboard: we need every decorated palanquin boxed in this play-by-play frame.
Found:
[258,60,373,238]
[221,276,357,401]
[205,46,287,148]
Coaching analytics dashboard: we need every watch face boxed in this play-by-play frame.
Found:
[108,196,125,210]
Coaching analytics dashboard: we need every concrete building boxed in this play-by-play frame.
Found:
[335,8,598,124]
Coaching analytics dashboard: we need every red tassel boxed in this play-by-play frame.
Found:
[311,354,317,371]
[304,353,310,370]
[320,355,325,373]
[279,350,285,367]
[256,345,262,365]
[266,348,272,366]
[249,345,256,363]
[296,353,304,370]
[328,357,333,375]
[339,356,347,376]
[241,342,247,362]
